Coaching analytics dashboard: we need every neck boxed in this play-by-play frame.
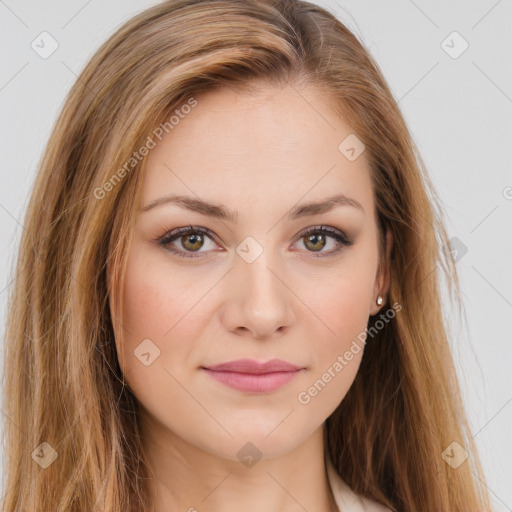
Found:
[140,414,336,512]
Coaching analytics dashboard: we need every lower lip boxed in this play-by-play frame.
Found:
[201,369,301,393]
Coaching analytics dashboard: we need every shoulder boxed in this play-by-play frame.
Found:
[326,453,393,512]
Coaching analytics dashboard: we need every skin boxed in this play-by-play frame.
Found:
[116,80,392,512]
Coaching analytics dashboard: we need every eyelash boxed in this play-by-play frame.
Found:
[157,225,354,259]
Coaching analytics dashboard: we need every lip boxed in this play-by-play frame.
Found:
[201,358,304,393]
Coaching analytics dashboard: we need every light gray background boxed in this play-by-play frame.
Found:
[1,0,511,509]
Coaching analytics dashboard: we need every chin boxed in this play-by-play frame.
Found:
[189,417,318,463]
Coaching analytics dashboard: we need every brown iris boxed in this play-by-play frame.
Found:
[181,233,204,251]
[303,232,326,252]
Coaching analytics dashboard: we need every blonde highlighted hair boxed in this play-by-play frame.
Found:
[2,0,491,510]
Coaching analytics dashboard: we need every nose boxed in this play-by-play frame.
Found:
[219,248,296,340]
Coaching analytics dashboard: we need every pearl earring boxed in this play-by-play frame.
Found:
[376,296,383,306]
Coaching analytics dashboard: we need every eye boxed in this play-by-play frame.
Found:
[157,224,354,259]
[293,225,354,257]
[158,225,219,259]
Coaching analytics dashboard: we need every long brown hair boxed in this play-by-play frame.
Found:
[2,0,491,510]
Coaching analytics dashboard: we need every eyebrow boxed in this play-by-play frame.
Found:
[141,193,365,221]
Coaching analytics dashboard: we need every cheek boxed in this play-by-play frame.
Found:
[296,251,377,405]
[305,260,374,344]
[115,250,214,437]
[294,291,367,414]
[121,241,217,335]
[116,246,202,383]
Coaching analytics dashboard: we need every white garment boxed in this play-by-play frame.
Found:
[326,452,392,512]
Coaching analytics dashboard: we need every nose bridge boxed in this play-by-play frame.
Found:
[223,237,295,338]
[242,248,282,300]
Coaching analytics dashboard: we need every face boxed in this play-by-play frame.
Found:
[115,81,389,462]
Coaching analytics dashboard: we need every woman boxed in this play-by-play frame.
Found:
[1,0,492,510]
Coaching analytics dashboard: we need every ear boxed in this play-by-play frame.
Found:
[370,229,393,316]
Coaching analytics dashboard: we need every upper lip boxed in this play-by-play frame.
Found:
[202,358,303,374]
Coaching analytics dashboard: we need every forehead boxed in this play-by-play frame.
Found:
[141,83,375,223]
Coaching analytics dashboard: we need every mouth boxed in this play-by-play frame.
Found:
[200,358,304,394]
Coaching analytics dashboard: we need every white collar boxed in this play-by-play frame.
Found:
[325,452,391,512]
